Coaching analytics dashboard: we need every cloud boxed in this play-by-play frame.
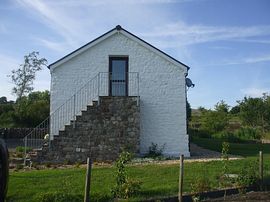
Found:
[37,0,190,7]
[139,22,270,47]
[14,0,174,51]
[200,53,270,67]
[15,0,88,48]
[244,54,270,63]
[241,87,270,98]
[233,38,270,44]
[15,0,270,54]
[34,38,68,53]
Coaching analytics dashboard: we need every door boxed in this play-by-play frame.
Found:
[109,57,128,96]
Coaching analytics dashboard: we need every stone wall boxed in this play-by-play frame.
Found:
[37,96,140,163]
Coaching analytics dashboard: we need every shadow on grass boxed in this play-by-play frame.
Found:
[192,137,270,157]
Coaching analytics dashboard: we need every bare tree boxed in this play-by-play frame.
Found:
[9,51,47,100]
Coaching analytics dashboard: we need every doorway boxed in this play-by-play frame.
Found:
[109,57,128,96]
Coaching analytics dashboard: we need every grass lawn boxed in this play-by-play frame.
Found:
[7,138,270,201]
[192,137,270,158]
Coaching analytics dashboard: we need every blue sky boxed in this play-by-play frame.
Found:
[0,0,270,109]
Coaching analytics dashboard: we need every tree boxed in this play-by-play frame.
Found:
[238,94,270,133]
[200,101,229,134]
[230,105,240,115]
[9,52,47,100]
[0,99,15,128]
[0,97,7,104]
[186,101,192,121]
[12,91,50,127]
[215,100,230,113]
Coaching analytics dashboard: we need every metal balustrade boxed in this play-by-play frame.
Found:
[23,72,139,164]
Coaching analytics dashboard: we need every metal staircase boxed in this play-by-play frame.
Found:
[23,72,139,165]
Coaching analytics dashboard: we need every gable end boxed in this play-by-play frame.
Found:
[48,25,190,72]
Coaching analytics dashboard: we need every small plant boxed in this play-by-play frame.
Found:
[190,173,211,201]
[146,143,165,159]
[74,162,81,168]
[15,146,32,153]
[221,142,229,173]
[220,142,232,199]
[111,151,142,199]
[236,160,259,188]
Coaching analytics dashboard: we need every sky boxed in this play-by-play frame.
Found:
[0,0,270,109]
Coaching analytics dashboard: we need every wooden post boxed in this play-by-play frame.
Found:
[84,158,92,202]
[259,151,263,191]
[179,155,184,202]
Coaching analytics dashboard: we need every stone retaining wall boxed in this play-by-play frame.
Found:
[37,96,140,163]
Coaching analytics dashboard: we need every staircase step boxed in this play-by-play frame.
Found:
[64,124,73,130]
[92,100,98,106]
[75,115,82,121]
[59,130,66,136]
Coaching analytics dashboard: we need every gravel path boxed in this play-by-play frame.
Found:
[190,143,222,158]
[185,143,242,162]
[130,143,242,166]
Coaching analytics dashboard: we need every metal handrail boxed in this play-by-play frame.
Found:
[23,72,139,165]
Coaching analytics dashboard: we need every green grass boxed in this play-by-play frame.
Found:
[192,137,270,158]
[7,138,270,201]
[8,159,269,201]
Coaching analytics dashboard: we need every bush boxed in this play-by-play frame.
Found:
[235,127,261,140]
[191,177,211,193]
[213,131,242,143]
[34,192,82,202]
[15,146,32,153]
[145,143,165,158]
[236,160,259,187]
[189,129,212,139]
[111,151,142,199]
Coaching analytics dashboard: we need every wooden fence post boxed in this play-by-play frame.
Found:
[259,151,263,191]
[179,154,184,202]
[84,158,92,202]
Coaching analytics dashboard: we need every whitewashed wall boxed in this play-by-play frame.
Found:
[50,32,190,157]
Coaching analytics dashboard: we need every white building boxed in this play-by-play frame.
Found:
[47,25,190,159]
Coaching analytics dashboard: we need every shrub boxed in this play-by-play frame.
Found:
[145,143,165,158]
[236,160,259,187]
[74,162,81,168]
[220,142,234,193]
[111,151,141,199]
[235,127,261,140]
[213,131,242,143]
[34,192,82,202]
[16,146,32,153]
[195,131,212,139]
[191,176,211,193]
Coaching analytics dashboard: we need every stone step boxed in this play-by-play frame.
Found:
[35,96,140,163]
